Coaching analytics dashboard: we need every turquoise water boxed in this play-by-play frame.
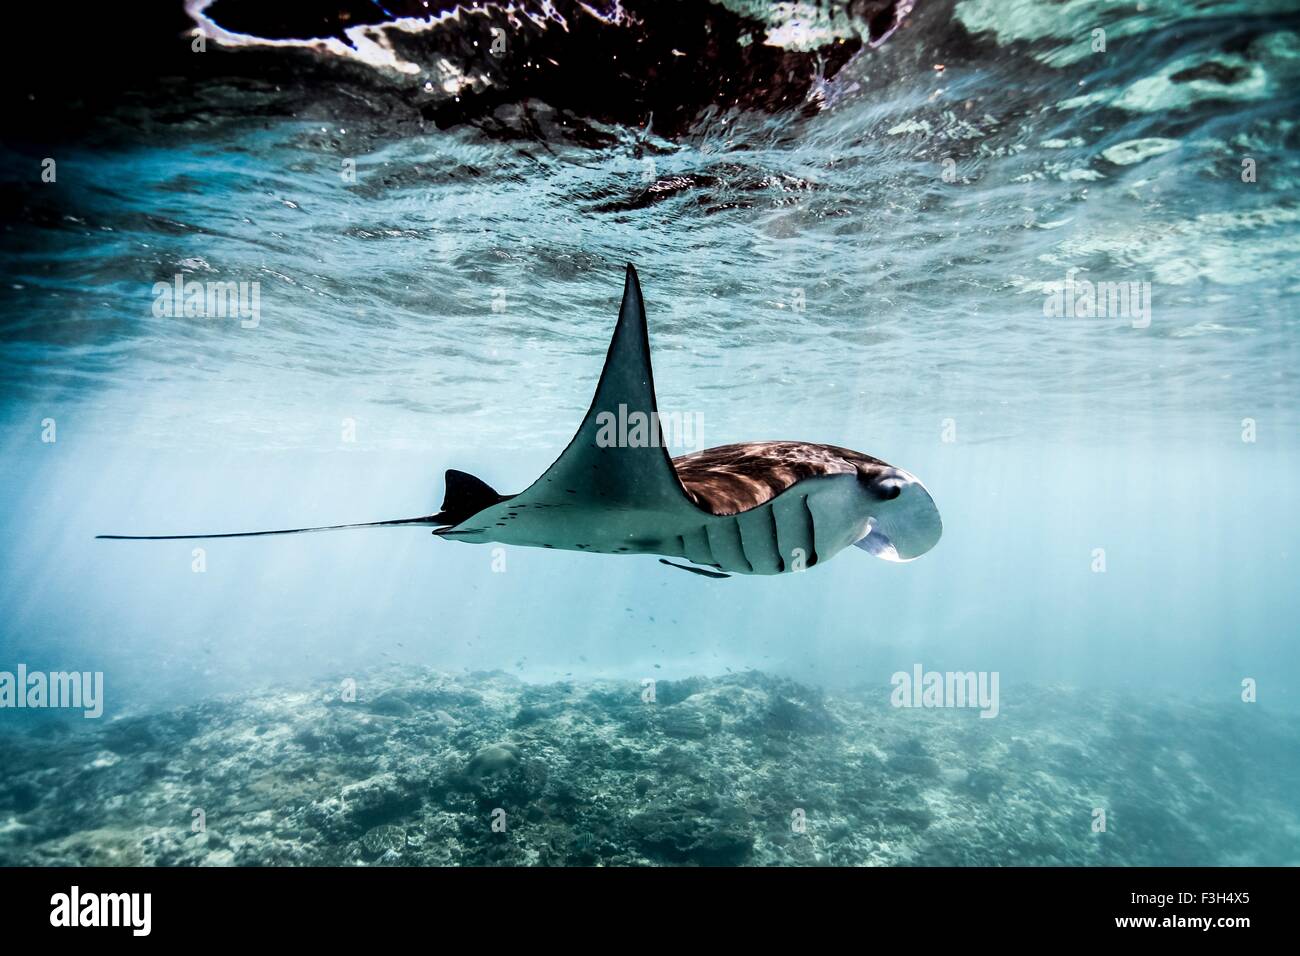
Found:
[0,0,1297,865]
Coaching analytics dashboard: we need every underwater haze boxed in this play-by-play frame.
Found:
[0,0,1298,866]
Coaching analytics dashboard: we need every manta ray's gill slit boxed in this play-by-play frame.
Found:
[706,518,752,574]
[764,509,785,574]
[771,502,792,569]
[801,496,820,567]
[736,511,783,575]
[734,517,753,573]
[702,522,724,569]
[699,525,717,568]
[678,527,712,568]
[743,509,780,574]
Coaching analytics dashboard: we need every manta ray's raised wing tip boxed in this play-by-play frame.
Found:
[623,262,641,293]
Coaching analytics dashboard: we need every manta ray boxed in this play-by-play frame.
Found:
[101,265,941,577]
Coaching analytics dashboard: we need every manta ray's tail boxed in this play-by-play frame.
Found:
[96,515,442,540]
[96,469,508,540]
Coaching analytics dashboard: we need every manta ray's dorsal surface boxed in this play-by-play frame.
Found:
[101,265,942,576]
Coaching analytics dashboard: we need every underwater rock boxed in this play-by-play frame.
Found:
[335,773,422,833]
[431,710,458,732]
[366,692,415,718]
[359,824,408,861]
[511,705,553,728]
[101,718,158,755]
[940,768,969,787]
[887,754,943,778]
[0,780,40,815]
[759,694,839,737]
[629,804,754,865]
[658,705,718,740]
[465,743,522,784]
[654,677,711,707]
[961,768,1005,801]
[883,805,933,831]
[292,727,326,752]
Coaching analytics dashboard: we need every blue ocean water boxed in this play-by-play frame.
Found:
[0,0,1297,866]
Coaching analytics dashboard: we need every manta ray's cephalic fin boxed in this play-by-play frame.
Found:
[658,558,731,579]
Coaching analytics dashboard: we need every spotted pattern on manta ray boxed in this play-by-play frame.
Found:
[671,441,893,517]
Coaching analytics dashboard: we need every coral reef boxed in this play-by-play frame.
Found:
[1,668,1296,866]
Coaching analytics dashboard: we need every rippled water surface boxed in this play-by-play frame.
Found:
[4,0,1298,446]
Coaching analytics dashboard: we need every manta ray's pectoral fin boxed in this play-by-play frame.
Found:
[658,558,731,579]
[495,265,702,520]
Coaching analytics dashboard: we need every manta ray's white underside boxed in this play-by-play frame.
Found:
[443,472,873,575]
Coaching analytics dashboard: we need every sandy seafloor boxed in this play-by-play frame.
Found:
[1,668,1296,866]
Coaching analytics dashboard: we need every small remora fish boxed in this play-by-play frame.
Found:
[100,265,942,577]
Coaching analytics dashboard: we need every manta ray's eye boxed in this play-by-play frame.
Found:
[871,475,904,501]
